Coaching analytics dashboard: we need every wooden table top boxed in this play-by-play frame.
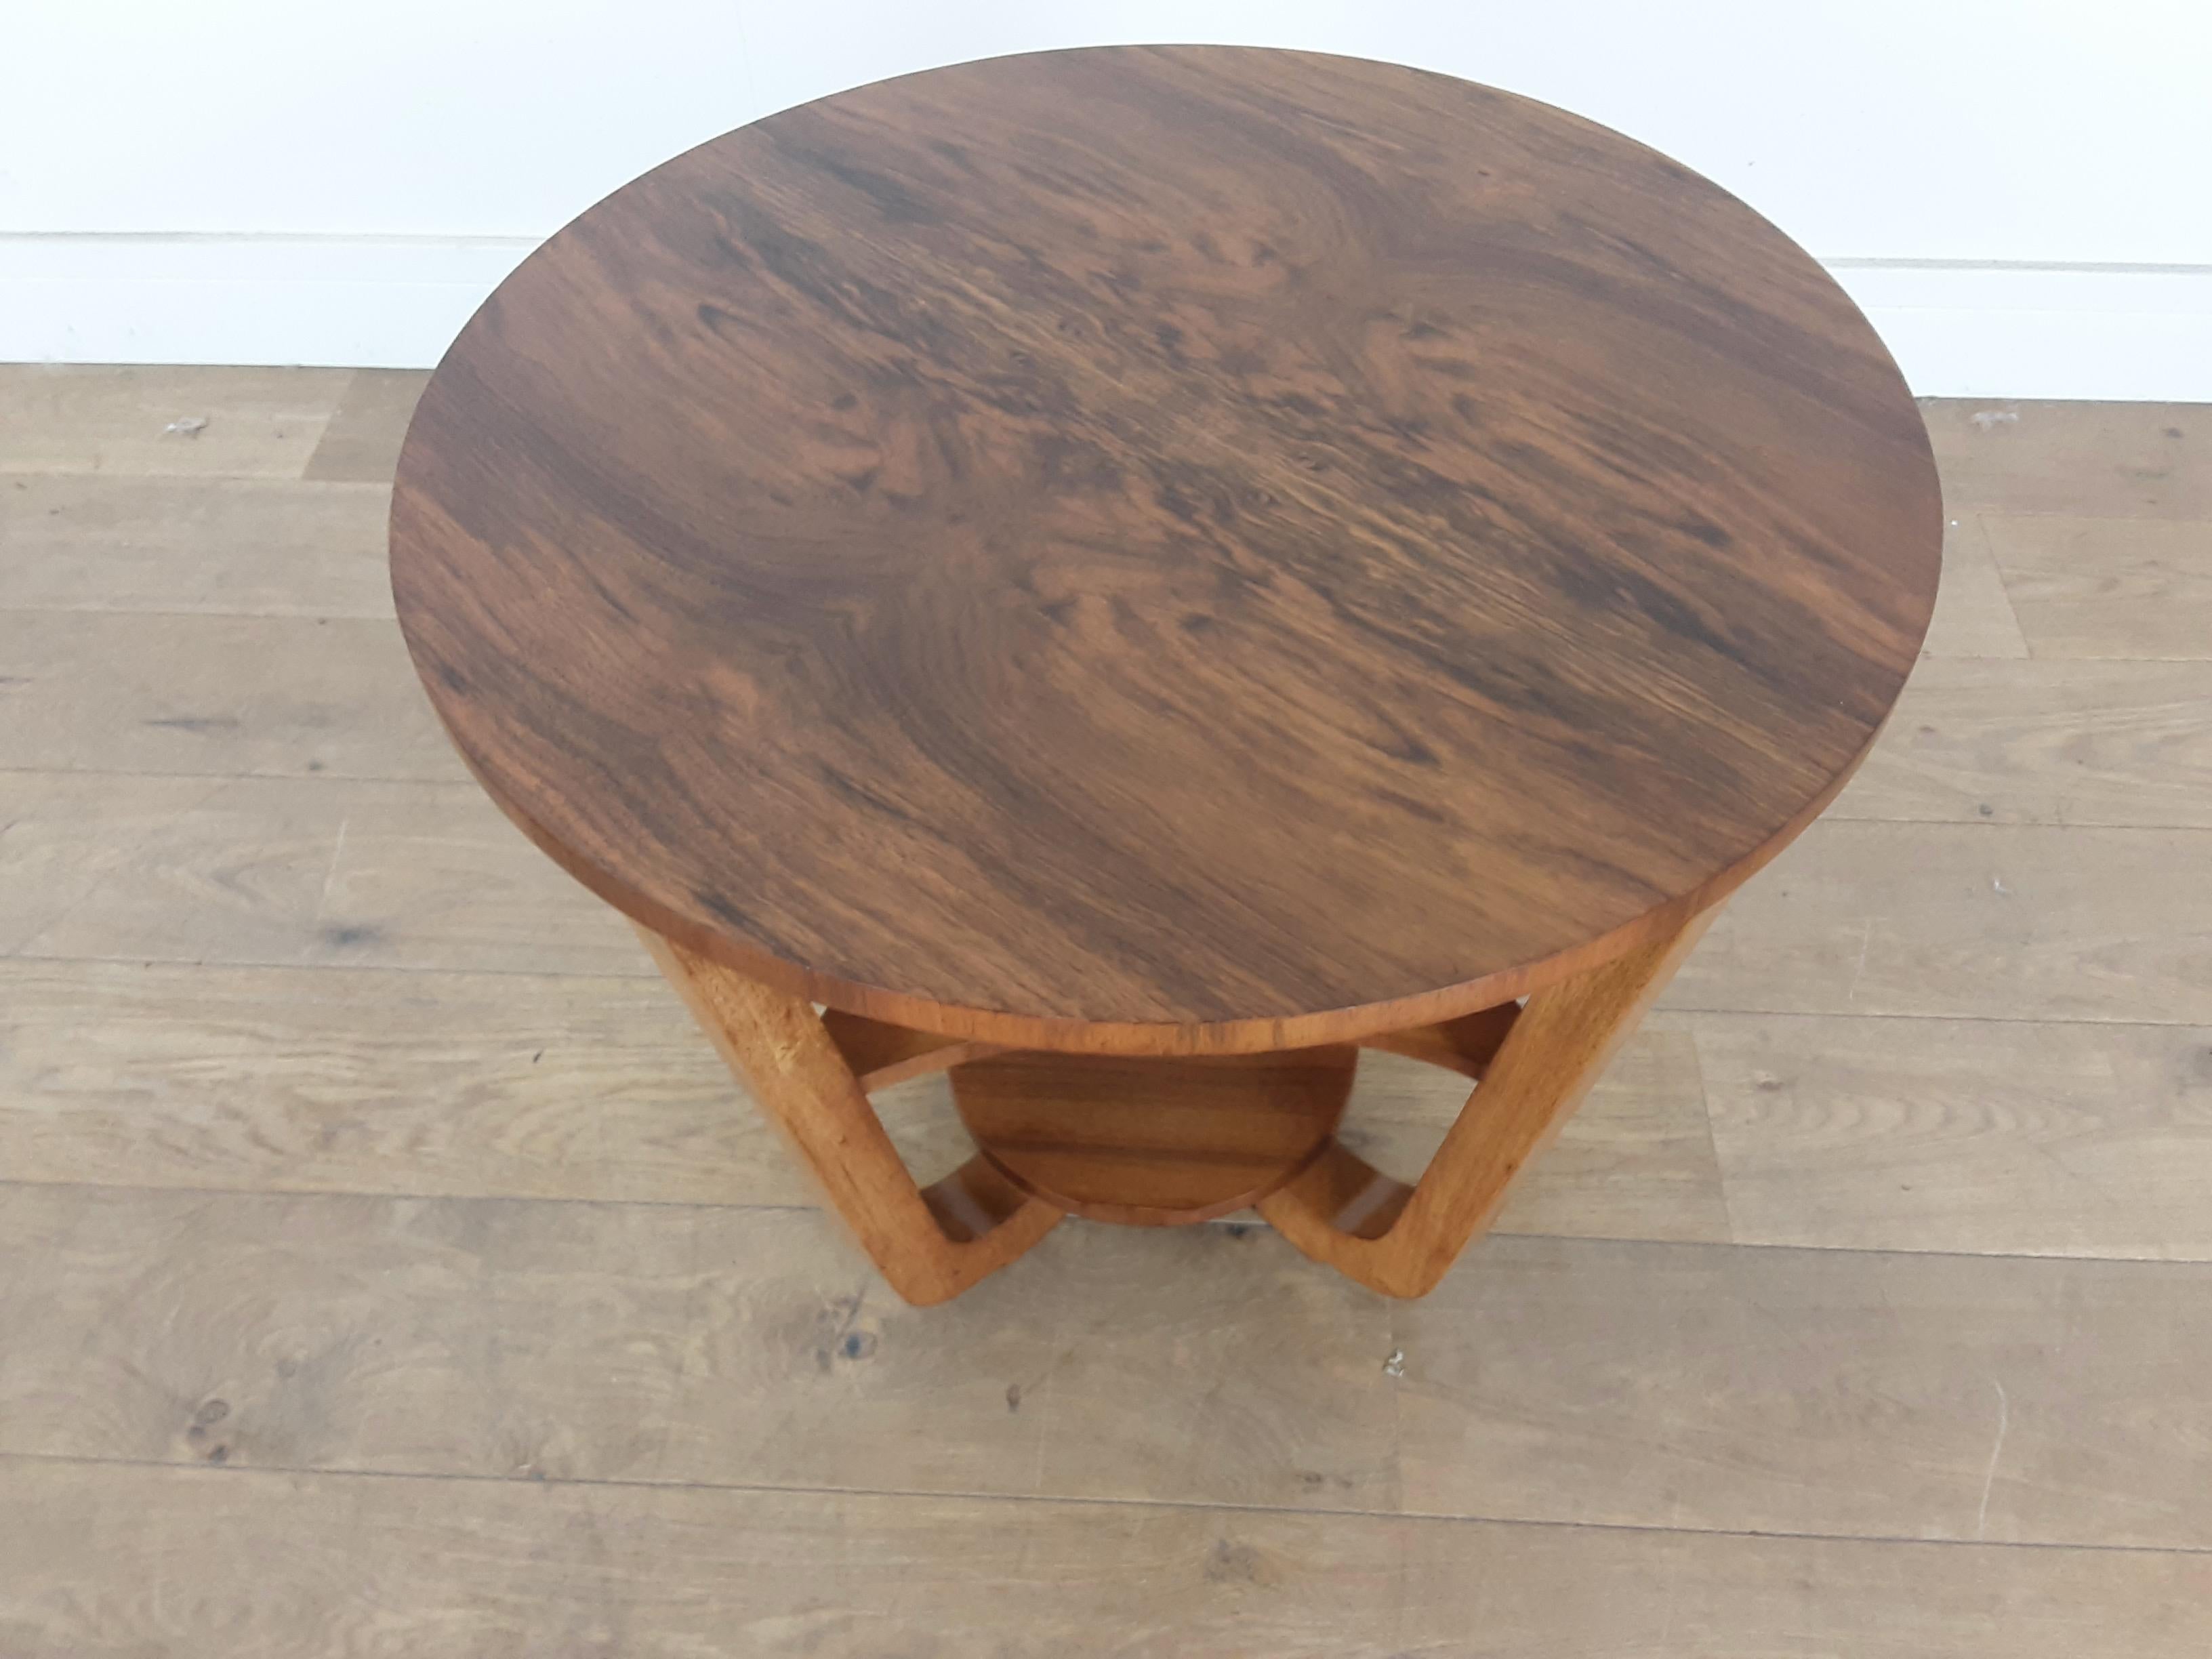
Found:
[391,45,1941,1054]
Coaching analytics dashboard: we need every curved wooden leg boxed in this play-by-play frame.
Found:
[1259,903,1721,1298]
[637,926,1062,1305]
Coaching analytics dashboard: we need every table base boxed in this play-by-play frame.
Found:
[636,905,1715,1304]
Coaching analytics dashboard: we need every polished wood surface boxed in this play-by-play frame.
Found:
[952,1047,1358,1225]
[9,368,2212,1651]
[390,45,1940,1053]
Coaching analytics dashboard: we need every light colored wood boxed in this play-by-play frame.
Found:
[14,1183,2212,1551]
[951,1046,1359,1225]
[0,1182,1395,1508]
[1833,656,2212,826]
[0,363,348,477]
[0,475,395,616]
[0,957,973,1207]
[0,771,638,973]
[1696,1010,2212,1260]
[303,368,429,483]
[1984,512,2212,660]
[638,926,1061,1305]
[0,959,1705,1236]
[1262,907,1717,1296]
[1395,1232,2212,1550]
[1668,819,2212,1025]
[9,1458,2212,1659]
[1923,396,2212,518]
[0,611,462,779]
[1919,514,2029,658]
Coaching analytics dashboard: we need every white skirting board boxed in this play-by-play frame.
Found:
[1,234,2207,403]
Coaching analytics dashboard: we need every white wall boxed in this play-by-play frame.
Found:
[5,0,2209,396]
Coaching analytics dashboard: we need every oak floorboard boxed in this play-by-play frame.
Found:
[1396,1233,2212,1551]
[1665,820,2212,1025]
[9,1458,2211,1659]
[1921,397,2212,518]
[0,1183,1398,1513]
[1833,657,2212,827]
[0,960,1720,1244]
[0,611,460,779]
[1694,1011,2212,1261]
[0,474,394,616]
[303,368,429,483]
[0,364,348,478]
[1919,513,2028,658]
[1984,512,2212,661]
[0,771,638,974]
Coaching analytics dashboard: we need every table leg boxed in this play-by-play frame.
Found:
[637,924,1063,1305]
[1258,901,1721,1297]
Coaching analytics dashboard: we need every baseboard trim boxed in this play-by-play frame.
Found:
[3,234,2207,401]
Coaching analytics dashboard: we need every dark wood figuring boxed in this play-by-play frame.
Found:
[391,45,1941,1057]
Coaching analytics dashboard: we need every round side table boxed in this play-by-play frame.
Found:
[391,46,1940,1304]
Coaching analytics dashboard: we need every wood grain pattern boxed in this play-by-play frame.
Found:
[0,611,461,779]
[0,771,638,972]
[16,1182,2212,1551]
[1923,399,2212,518]
[1919,514,2028,658]
[9,1459,2212,1659]
[1666,819,2212,1025]
[12,362,2212,1651]
[1835,657,2212,827]
[0,1182,1397,1510]
[391,44,1939,1052]
[0,363,347,477]
[0,957,976,1208]
[0,476,394,616]
[951,1046,1357,1224]
[1395,1232,2212,1551]
[1984,512,2212,659]
[1695,1011,2212,1260]
[0,959,1713,1240]
[304,369,429,483]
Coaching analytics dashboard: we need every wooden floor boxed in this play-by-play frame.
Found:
[2,365,2211,1655]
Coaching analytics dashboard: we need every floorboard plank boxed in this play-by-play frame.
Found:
[303,369,428,483]
[1984,512,2212,661]
[0,612,458,779]
[1695,1012,2212,1260]
[0,1183,1399,1514]
[1923,398,2212,518]
[0,365,348,478]
[1833,657,2212,827]
[1919,514,2028,658]
[1396,1233,2212,1551]
[0,959,966,1208]
[1,771,638,973]
[0,960,1715,1242]
[10,1458,2209,1659]
[1665,820,2212,1025]
[0,475,394,616]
